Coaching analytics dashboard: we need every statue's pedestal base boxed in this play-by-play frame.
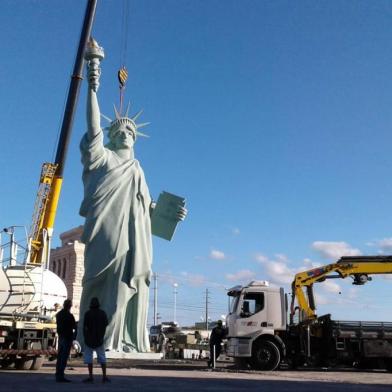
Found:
[105,351,163,360]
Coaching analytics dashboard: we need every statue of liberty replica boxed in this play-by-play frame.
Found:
[78,39,186,353]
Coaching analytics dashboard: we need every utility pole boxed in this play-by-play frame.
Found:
[205,288,210,331]
[153,272,158,326]
[173,283,178,323]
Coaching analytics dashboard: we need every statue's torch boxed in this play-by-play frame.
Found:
[84,37,105,92]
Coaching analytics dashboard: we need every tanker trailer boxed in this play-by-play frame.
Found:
[0,252,67,370]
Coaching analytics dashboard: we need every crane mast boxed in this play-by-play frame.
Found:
[28,0,98,265]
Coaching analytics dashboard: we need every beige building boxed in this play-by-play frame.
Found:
[49,225,85,319]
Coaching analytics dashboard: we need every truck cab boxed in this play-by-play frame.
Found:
[227,269,392,371]
[226,281,287,370]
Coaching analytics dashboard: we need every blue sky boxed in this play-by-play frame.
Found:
[2,0,392,326]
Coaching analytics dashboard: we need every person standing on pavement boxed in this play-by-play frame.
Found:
[208,320,227,368]
[82,297,110,383]
[55,299,77,382]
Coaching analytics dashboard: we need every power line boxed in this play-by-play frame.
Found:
[150,299,224,310]
[147,273,229,326]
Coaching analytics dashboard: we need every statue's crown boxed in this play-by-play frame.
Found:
[102,103,149,140]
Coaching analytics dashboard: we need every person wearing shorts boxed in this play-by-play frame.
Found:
[82,297,109,383]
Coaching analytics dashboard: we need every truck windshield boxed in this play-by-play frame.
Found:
[229,294,240,314]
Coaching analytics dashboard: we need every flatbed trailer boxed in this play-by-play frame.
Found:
[285,314,392,369]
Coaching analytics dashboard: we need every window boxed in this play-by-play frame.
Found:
[241,292,264,317]
[229,294,240,314]
[57,260,62,276]
[52,260,57,273]
[62,258,67,279]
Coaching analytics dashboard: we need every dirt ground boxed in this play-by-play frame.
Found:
[1,359,392,391]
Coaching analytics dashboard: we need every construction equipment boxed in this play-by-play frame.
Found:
[226,256,392,371]
[290,256,392,323]
[150,322,209,360]
[0,0,97,370]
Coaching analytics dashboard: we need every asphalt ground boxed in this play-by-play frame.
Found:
[1,359,392,391]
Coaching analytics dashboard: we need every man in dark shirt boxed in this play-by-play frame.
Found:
[208,320,227,368]
[82,297,109,383]
[55,299,76,382]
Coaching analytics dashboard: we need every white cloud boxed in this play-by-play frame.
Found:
[264,260,293,284]
[210,249,226,260]
[322,280,341,294]
[275,254,289,263]
[303,258,314,268]
[159,271,220,288]
[255,252,343,296]
[312,241,361,260]
[255,253,295,285]
[159,271,178,286]
[180,271,206,287]
[255,253,268,263]
[315,292,329,305]
[373,238,392,253]
[226,269,256,282]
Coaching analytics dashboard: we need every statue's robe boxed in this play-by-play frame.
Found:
[78,131,152,352]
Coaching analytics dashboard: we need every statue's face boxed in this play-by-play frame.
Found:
[110,124,135,150]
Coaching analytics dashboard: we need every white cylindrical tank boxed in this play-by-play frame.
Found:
[0,265,67,316]
[0,267,10,308]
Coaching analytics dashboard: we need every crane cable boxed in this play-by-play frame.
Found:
[118,0,130,115]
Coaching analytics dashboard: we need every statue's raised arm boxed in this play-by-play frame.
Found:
[84,38,105,141]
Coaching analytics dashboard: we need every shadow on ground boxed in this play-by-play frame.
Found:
[0,370,390,392]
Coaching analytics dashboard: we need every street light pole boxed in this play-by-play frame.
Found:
[153,272,158,326]
[173,283,178,324]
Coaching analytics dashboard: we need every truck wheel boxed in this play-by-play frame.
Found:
[30,356,45,370]
[15,357,34,370]
[251,340,281,370]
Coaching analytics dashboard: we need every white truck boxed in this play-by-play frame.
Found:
[0,228,67,370]
[226,257,392,371]
[226,281,287,370]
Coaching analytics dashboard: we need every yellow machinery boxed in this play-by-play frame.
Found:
[290,255,392,323]
[26,0,97,265]
[0,1,98,371]
[27,163,60,265]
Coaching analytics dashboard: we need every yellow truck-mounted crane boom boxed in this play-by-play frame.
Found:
[27,163,59,264]
[0,1,98,372]
[27,0,98,265]
[290,255,392,323]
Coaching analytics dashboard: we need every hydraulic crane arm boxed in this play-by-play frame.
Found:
[290,256,392,323]
[27,0,97,265]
